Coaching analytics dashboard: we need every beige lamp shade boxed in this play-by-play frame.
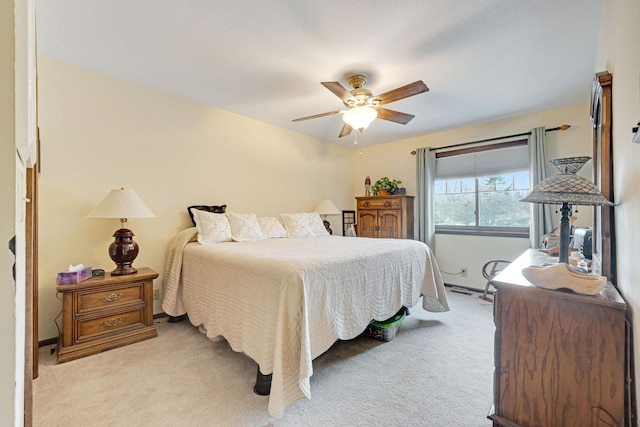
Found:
[87,188,154,276]
[315,199,340,216]
[88,188,155,219]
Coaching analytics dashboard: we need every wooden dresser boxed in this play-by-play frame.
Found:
[489,250,627,427]
[355,195,414,239]
[56,267,158,363]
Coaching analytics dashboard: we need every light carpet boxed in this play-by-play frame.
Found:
[33,289,495,427]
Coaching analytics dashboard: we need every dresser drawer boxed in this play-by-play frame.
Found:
[357,197,401,209]
[76,283,144,313]
[76,309,144,341]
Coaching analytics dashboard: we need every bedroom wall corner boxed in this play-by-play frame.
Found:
[36,56,354,341]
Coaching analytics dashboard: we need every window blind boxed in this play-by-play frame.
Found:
[436,145,528,179]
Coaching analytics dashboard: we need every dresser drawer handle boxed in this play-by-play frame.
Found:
[364,201,370,207]
[102,318,124,327]
[102,293,125,302]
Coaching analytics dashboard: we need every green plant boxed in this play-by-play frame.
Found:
[371,177,402,194]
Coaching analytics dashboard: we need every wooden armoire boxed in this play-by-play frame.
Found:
[355,195,414,239]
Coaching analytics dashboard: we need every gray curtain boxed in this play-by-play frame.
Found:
[528,127,553,248]
[416,147,436,250]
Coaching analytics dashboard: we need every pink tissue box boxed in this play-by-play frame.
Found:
[57,267,92,284]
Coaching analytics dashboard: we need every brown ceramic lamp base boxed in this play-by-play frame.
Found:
[109,228,139,275]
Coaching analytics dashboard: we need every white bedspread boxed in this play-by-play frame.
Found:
[162,228,449,418]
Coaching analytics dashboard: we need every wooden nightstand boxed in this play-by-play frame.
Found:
[56,267,158,363]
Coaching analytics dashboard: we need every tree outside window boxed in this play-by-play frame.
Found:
[434,171,530,236]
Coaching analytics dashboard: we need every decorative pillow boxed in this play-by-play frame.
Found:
[226,212,265,242]
[258,216,287,238]
[307,212,329,236]
[187,204,227,226]
[192,209,232,244]
[280,213,315,238]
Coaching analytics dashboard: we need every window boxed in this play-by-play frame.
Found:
[433,141,530,237]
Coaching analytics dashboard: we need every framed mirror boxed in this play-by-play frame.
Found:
[590,71,616,283]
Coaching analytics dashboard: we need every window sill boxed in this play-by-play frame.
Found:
[435,227,529,239]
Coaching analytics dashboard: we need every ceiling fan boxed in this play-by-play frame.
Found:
[292,74,429,138]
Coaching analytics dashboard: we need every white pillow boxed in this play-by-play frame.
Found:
[258,216,287,239]
[226,212,264,242]
[307,212,329,236]
[192,209,232,244]
[280,213,315,238]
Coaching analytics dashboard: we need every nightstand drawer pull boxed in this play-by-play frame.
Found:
[102,293,125,302]
[102,318,124,327]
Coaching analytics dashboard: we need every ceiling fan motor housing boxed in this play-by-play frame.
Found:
[346,89,374,107]
[347,74,367,89]
[345,75,377,107]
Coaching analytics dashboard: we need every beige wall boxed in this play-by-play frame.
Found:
[595,0,640,404]
[352,102,594,289]
[0,0,17,423]
[37,56,354,340]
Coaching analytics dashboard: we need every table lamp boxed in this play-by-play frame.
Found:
[520,157,613,264]
[315,199,340,235]
[87,188,155,275]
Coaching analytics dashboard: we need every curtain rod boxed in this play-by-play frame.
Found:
[409,124,571,155]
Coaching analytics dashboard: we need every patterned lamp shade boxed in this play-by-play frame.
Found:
[521,157,613,207]
[521,156,613,264]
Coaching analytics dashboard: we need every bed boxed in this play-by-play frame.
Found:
[162,226,449,418]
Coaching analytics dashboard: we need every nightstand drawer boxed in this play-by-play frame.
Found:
[76,309,144,341]
[76,283,144,313]
[357,197,401,209]
[57,267,159,363]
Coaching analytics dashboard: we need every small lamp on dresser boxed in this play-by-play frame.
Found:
[521,156,613,263]
[315,199,341,235]
[87,187,155,275]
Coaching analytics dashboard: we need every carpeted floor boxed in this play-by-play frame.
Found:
[33,288,495,426]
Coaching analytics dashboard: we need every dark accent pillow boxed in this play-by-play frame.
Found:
[187,205,227,226]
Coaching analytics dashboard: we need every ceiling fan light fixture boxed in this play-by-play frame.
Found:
[343,106,377,131]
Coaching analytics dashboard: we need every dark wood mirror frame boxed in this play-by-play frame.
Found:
[590,71,616,284]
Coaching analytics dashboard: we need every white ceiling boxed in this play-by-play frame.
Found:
[35,0,604,148]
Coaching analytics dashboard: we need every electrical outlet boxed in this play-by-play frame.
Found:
[460,267,468,277]
[153,289,159,300]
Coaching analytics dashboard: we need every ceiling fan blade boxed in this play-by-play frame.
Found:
[321,81,356,103]
[338,123,353,138]
[375,107,415,124]
[375,81,429,105]
[292,110,343,122]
